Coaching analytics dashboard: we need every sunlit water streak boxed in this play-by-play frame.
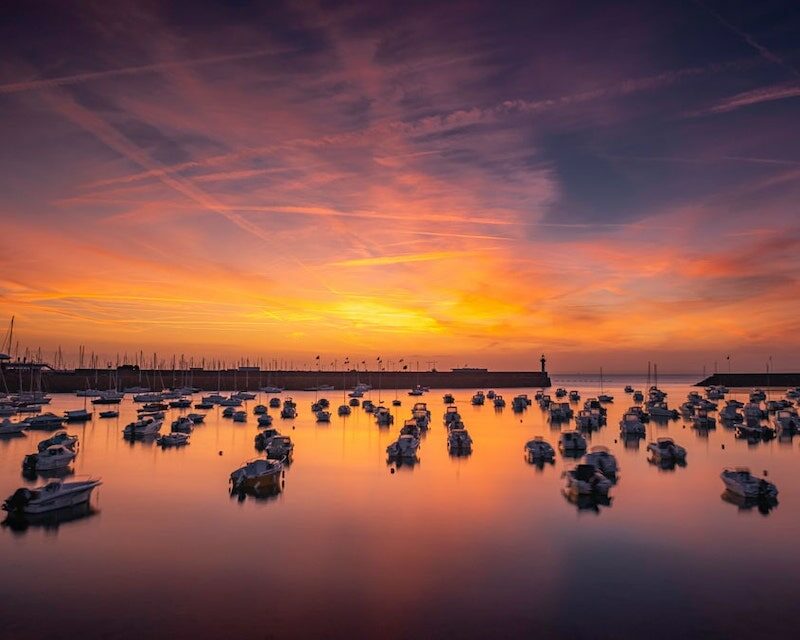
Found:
[1,377,798,639]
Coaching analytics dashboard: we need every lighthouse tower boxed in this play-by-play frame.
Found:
[540,354,547,373]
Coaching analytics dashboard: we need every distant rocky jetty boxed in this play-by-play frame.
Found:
[696,373,800,388]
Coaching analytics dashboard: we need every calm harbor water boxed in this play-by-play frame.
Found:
[1,376,798,639]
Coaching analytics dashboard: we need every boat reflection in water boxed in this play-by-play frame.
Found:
[23,465,76,482]
[387,456,420,472]
[721,490,778,516]
[2,502,99,534]
[647,456,687,472]
[561,490,613,514]
[230,482,283,503]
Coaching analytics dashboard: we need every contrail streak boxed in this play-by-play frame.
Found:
[692,0,799,77]
[0,48,285,94]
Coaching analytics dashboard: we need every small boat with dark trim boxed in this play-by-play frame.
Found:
[157,432,190,447]
[265,435,294,461]
[230,458,284,492]
[64,409,92,423]
[37,431,78,452]
[0,418,27,435]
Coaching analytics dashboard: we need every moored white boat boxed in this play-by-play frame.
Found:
[37,430,78,451]
[387,434,420,459]
[230,458,284,492]
[171,417,194,432]
[647,437,687,461]
[157,432,190,447]
[619,412,645,436]
[374,406,393,426]
[0,418,26,435]
[720,468,777,499]
[524,437,555,461]
[584,446,618,476]
[23,413,65,430]
[64,409,92,422]
[447,428,473,453]
[257,413,274,427]
[563,464,612,496]
[265,435,294,460]
[3,477,102,514]
[23,444,77,472]
[559,430,587,451]
[123,416,163,438]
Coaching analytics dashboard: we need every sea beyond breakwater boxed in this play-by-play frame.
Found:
[0,365,551,393]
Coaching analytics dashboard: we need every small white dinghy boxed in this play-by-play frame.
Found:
[721,468,778,499]
[3,477,102,515]
[524,437,555,461]
[584,446,618,476]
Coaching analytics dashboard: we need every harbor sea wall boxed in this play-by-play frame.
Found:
[696,373,800,388]
[2,367,551,393]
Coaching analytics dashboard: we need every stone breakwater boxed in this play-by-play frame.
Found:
[2,367,551,392]
[696,373,800,388]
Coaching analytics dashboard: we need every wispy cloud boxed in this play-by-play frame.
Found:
[329,251,480,267]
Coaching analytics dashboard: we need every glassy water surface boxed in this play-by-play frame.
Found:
[1,376,798,639]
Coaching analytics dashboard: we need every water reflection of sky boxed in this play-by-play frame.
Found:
[1,380,798,638]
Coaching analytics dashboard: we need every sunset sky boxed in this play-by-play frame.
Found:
[1,0,799,372]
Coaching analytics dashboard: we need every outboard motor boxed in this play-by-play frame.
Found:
[3,488,33,512]
[22,454,38,472]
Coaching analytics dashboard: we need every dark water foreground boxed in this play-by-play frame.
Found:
[1,378,797,639]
